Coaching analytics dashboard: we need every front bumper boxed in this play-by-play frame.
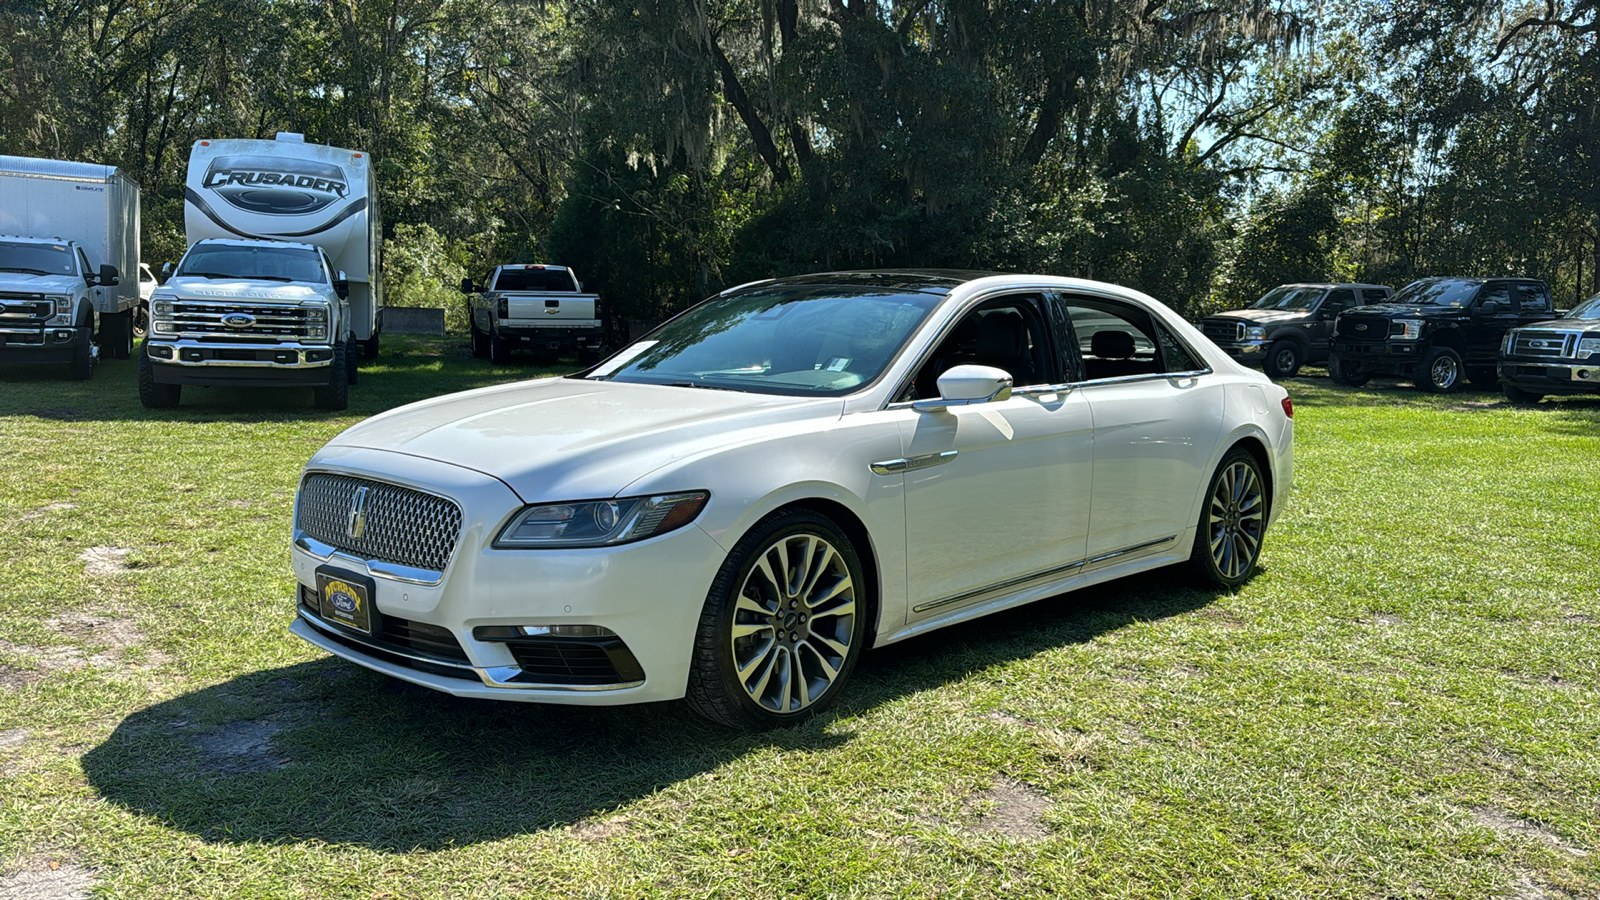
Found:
[288,447,724,705]
[0,325,85,364]
[1499,359,1600,394]
[145,339,336,386]
[1211,340,1269,363]
[1329,340,1423,373]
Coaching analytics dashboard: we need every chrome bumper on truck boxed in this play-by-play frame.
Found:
[145,339,336,387]
[498,320,605,350]
[0,326,90,364]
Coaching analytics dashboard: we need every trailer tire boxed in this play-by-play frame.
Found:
[132,302,149,339]
[100,310,133,360]
[70,326,95,380]
[137,344,180,408]
[345,337,359,385]
[488,327,511,365]
[313,342,351,411]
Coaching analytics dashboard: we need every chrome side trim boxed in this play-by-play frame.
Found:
[1083,535,1177,565]
[294,531,445,586]
[1071,369,1212,388]
[912,559,1086,614]
[297,611,644,693]
[870,450,958,475]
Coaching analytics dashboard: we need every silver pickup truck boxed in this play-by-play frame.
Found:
[464,264,605,365]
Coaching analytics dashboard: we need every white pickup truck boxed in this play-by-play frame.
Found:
[463,264,605,365]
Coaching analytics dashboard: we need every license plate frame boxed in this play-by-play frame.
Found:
[315,568,379,636]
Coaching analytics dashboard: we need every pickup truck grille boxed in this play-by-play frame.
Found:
[296,474,463,573]
[1335,315,1390,342]
[0,292,52,326]
[1200,319,1245,343]
[1508,330,1579,359]
[168,299,320,341]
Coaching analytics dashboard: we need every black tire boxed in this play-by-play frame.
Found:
[360,333,380,359]
[1263,340,1303,380]
[137,343,180,408]
[1502,383,1544,405]
[487,326,511,365]
[1413,346,1463,393]
[578,344,603,367]
[685,508,868,730]
[470,320,488,359]
[1327,354,1370,387]
[313,341,350,410]
[132,302,149,339]
[70,326,95,380]
[345,336,359,386]
[1466,365,1498,388]
[1189,447,1267,590]
[100,309,133,360]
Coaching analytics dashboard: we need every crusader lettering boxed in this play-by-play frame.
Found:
[206,170,347,198]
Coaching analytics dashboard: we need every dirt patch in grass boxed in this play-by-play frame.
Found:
[966,777,1052,841]
[27,407,85,421]
[0,614,166,683]
[78,547,136,577]
[16,502,77,523]
[1471,806,1590,857]
[0,665,34,692]
[0,860,95,900]
[571,815,631,842]
[190,719,287,774]
[0,728,28,748]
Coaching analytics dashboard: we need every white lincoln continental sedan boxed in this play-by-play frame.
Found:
[290,272,1293,729]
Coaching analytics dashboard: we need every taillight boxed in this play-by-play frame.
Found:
[1282,397,1294,418]
[497,298,509,318]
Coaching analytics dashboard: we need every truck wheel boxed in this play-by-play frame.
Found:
[578,344,603,367]
[1327,354,1370,387]
[488,327,511,365]
[132,303,149,339]
[345,337,359,386]
[1263,340,1303,379]
[360,333,380,359]
[1502,383,1543,405]
[1466,365,1498,388]
[470,321,488,359]
[1414,346,1462,393]
[313,342,350,411]
[70,326,95,380]
[100,310,133,360]
[137,344,180,408]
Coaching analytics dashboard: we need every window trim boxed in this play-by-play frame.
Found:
[1053,292,1213,385]
[884,286,1064,408]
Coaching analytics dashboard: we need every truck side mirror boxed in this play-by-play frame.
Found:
[459,277,476,295]
[96,264,120,286]
[334,271,350,300]
[1478,300,1500,315]
[161,262,174,279]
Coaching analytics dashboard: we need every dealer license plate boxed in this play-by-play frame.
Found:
[315,569,376,635]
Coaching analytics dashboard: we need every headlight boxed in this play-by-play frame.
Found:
[1244,326,1266,341]
[1390,319,1422,340]
[153,322,177,334]
[495,491,709,549]
[47,294,72,325]
[306,325,328,340]
[1579,337,1600,358]
[304,306,329,323]
[152,300,174,317]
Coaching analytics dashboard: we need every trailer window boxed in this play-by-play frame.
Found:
[0,240,75,277]
[177,245,328,283]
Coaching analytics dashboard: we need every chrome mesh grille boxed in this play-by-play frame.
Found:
[1510,330,1578,359]
[295,473,462,572]
[1201,319,1244,342]
[169,300,321,341]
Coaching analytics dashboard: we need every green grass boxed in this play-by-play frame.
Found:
[2,345,1598,898]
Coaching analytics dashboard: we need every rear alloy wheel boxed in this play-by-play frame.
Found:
[1190,448,1266,590]
[1502,383,1544,405]
[1414,346,1463,393]
[1263,340,1303,379]
[687,509,867,730]
[1327,354,1370,387]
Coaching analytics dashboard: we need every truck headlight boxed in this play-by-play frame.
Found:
[1580,337,1600,359]
[47,294,72,325]
[1244,326,1266,341]
[152,300,174,318]
[495,491,709,549]
[153,322,177,334]
[1390,319,1422,340]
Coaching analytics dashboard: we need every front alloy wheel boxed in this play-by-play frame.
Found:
[1415,346,1462,393]
[688,509,866,729]
[1190,448,1266,589]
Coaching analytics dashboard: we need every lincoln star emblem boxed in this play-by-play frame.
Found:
[346,486,369,540]
[221,313,256,328]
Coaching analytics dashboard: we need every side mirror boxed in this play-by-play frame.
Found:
[161,262,174,279]
[1478,300,1501,315]
[93,264,120,286]
[913,365,1014,412]
[459,277,476,295]
[333,271,350,300]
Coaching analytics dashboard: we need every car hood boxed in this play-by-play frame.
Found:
[163,276,331,302]
[0,274,82,294]
[1205,309,1311,325]
[1343,303,1458,318]
[322,377,844,503]
[1516,317,1600,333]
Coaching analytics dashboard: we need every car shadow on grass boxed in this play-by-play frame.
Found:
[81,572,1221,852]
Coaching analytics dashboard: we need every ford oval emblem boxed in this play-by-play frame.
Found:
[221,313,256,328]
[1530,340,1547,348]
[1355,323,1368,331]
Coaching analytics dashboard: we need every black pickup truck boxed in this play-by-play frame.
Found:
[1327,277,1557,392]
[1498,291,1600,403]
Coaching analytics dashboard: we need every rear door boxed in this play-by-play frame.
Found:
[1465,281,1517,362]
[1308,288,1354,354]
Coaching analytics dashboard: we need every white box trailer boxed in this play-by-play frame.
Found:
[0,155,142,373]
[182,134,382,349]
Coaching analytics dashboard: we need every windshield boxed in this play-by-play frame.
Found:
[1250,286,1325,311]
[494,268,577,292]
[0,240,75,276]
[1391,279,1479,307]
[590,286,943,396]
[176,245,327,283]
[1566,292,1600,320]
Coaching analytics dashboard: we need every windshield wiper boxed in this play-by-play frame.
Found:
[0,267,55,275]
